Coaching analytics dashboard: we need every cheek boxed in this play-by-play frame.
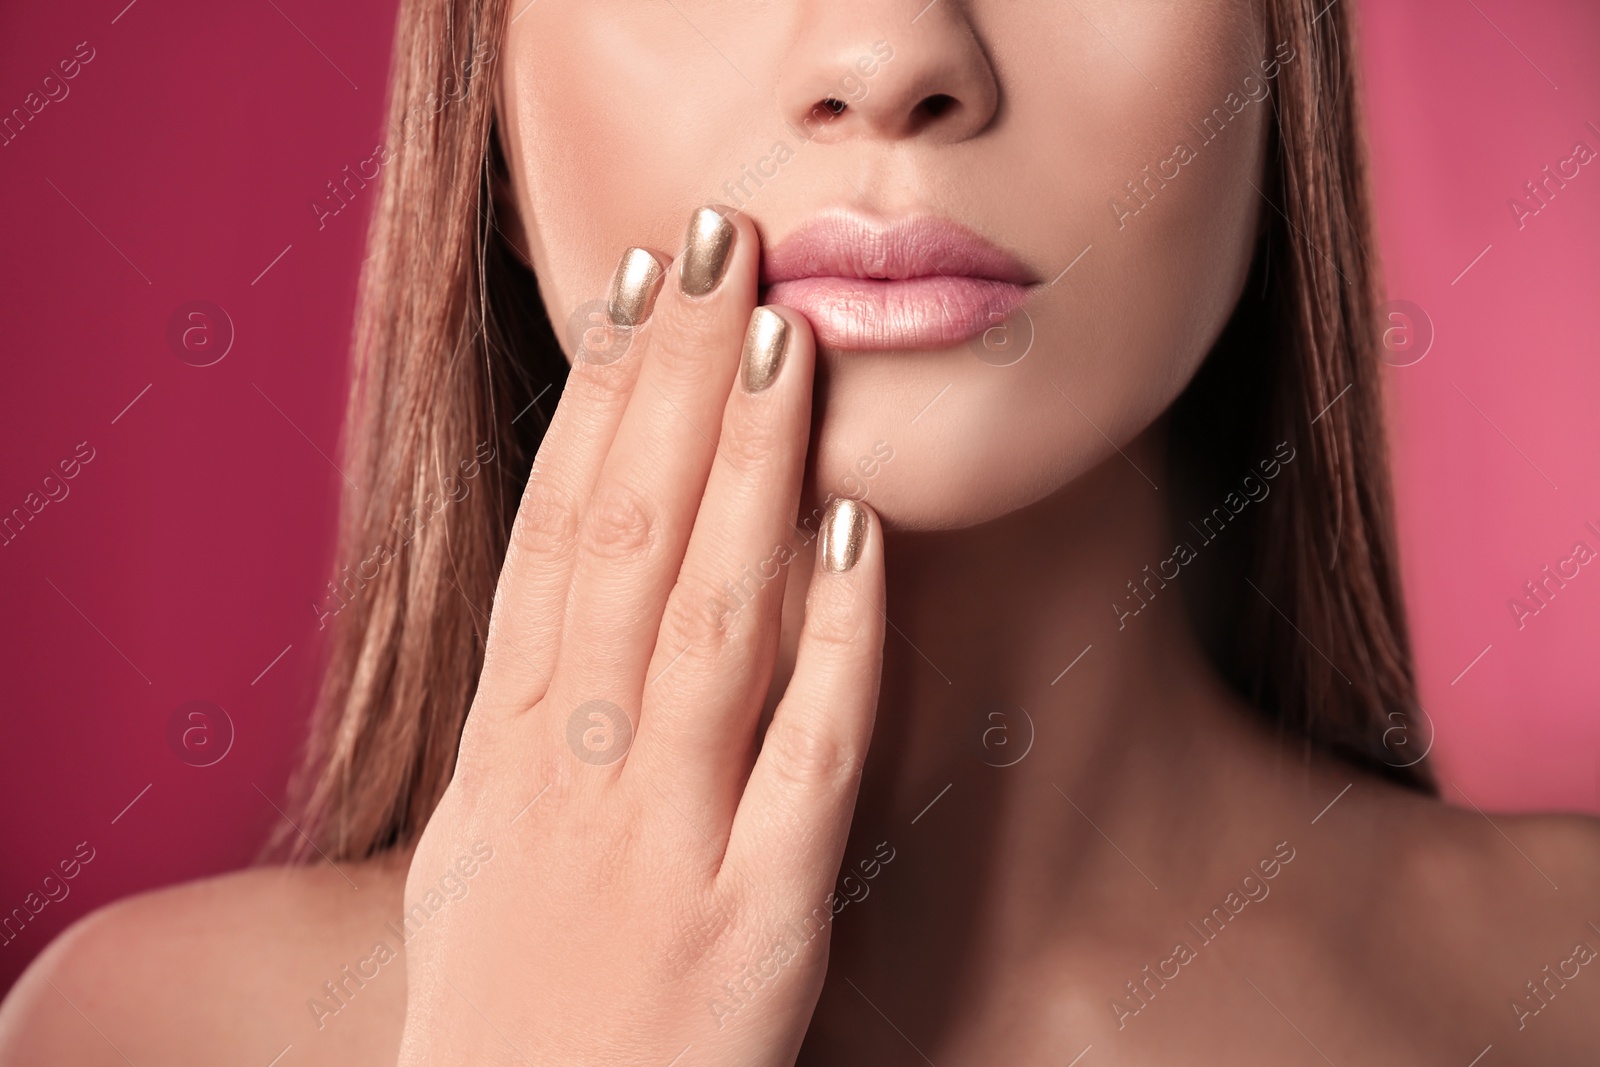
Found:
[503,8,775,335]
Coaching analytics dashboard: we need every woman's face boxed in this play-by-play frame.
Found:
[498,0,1273,530]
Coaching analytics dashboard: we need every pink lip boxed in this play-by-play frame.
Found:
[761,213,1038,350]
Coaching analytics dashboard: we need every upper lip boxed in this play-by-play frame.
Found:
[760,212,1038,286]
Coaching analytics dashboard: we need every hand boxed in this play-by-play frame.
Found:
[395,205,887,1067]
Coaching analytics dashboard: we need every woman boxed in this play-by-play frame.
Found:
[2,0,1596,1062]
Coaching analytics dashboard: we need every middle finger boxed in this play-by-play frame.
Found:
[545,205,759,753]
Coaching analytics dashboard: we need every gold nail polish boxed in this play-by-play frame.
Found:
[741,307,788,393]
[607,247,664,327]
[820,498,867,573]
[679,206,736,296]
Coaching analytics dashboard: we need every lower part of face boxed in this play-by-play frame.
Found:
[501,0,1271,530]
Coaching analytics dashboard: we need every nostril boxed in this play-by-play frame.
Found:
[916,94,957,120]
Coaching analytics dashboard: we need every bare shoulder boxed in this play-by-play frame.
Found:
[1385,790,1600,955]
[0,853,412,1067]
[1331,778,1600,1055]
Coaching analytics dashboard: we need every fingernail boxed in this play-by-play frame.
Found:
[820,498,867,573]
[679,206,736,296]
[607,247,664,327]
[741,307,788,394]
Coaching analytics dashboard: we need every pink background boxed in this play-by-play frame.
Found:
[0,0,1596,993]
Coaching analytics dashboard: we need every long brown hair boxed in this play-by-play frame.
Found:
[274,0,1433,864]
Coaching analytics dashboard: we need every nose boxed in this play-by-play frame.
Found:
[773,1,999,145]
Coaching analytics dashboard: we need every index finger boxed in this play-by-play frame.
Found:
[478,247,666,713]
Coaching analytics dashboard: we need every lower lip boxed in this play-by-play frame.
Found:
[763,276,1032,350]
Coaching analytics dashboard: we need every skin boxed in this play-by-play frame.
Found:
[3,0,1599,1063]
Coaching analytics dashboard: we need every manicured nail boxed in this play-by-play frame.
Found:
[607,247,664,327]
[679,206,736,296]
[741,307,788,393]
[820,498,867,573]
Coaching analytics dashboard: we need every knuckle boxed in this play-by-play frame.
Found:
[716,407,782,474]
[648,883,741,987]
[565,354,637,410]
[448,734,490,799]
[509,477,579,562]
[449,707,512,801]
[803,589,867,652]
[766,715,855,792]
[657,571,739,660]
[580,480,656,560]
[648,310,725,391]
